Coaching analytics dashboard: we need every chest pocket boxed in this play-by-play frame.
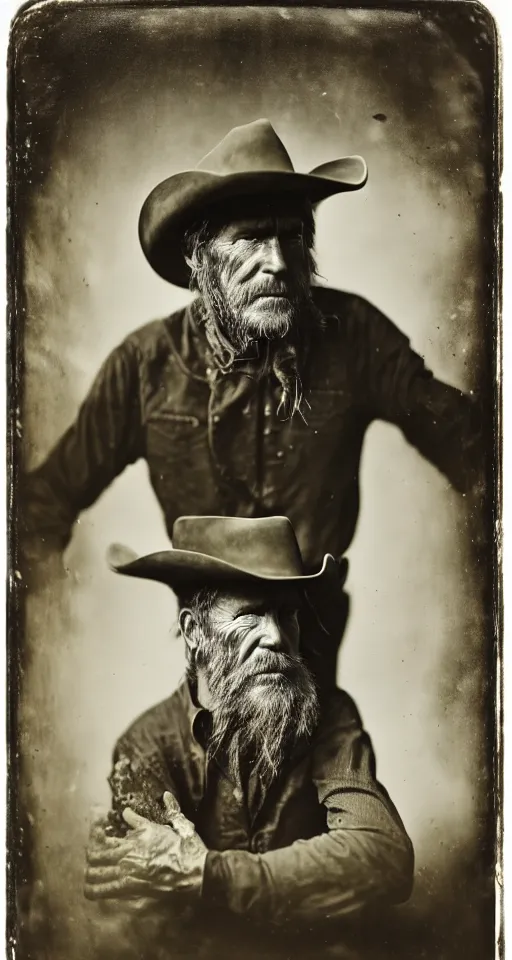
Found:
[145,407,207,461]
[147,409,201,435]
[144,404,218,517]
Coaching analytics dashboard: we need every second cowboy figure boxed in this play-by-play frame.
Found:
[85,516,413,960]
[23,119,482,674]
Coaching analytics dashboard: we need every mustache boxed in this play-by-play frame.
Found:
[238,278,308,311]
[237,649,300,679]
[248,282,294,301]
[200,631,310,696]
[212,620,303,674]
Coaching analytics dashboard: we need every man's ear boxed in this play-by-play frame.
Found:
[179,608,202,655]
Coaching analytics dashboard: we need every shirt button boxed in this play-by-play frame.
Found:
[206,366,212,376]
[213,414,220,423]
[276,450,284,459]
[264,403,272,417]
[263,426,271,436]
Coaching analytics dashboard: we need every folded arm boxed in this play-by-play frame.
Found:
[86,786,412,926]
[202,788,412,925]
[86,691,413,929]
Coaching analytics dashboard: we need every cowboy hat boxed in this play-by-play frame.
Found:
[107,516,348,595]
[139,118,367,288]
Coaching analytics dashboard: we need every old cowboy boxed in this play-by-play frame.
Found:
[84,516,413,959]
[23,119,480,665]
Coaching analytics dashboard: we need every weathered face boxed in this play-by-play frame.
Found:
[209,214,312,340]
[208,582,302,680]
[187,205,316,354]
[182,580,318,783]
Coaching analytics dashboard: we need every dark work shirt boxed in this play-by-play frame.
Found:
[23,287,481,570]
[110,679,413,941]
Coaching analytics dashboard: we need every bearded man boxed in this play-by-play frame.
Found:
[84,516,413,960]
[22,119,482,675]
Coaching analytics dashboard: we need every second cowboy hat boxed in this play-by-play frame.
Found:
[139,118,368,288]
[108,515,348,600]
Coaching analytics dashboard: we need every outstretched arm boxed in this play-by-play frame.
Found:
[354,298,484,494]
[21,337,143,562]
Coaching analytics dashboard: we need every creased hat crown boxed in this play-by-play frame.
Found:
[172,515,303,578]
[196,119,295,175]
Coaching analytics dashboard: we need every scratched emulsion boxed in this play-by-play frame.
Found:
[10,6,496,959]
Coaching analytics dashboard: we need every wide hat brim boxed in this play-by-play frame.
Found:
[108,543,347,592]
[139,161,367,288]
[108,538,349,641]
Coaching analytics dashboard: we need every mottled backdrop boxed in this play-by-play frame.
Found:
[9,5,497,960]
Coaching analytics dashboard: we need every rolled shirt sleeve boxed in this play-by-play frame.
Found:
[201,691,413,927]
[21,337,143,557]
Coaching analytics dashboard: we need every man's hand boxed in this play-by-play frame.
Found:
[84,792,208,902]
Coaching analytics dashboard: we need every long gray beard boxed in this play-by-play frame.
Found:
[203,648,319,788]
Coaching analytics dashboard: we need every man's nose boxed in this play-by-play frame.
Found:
[259,613,284,649]
[261,237,287,275]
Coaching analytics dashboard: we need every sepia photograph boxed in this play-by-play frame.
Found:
[8,3,500,959]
